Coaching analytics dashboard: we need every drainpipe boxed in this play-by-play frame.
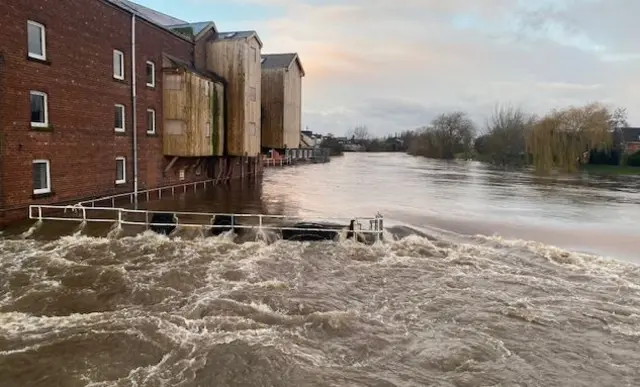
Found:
[131,13,139,207]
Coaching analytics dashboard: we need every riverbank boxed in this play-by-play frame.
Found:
[449,152,640,176]
[580,164,640,175]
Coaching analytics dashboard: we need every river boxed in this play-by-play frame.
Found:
[1,152,639,386]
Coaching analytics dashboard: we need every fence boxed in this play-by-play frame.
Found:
[27,204,384,241]
[263,157,292,167]
[77,179,219,208]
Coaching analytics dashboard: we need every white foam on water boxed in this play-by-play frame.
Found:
[20,220,42,239]
[0,228,639,386]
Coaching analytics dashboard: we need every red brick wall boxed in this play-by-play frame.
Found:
[0,0,205,219]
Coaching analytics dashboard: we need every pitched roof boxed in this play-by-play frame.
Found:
[261,53,305,76]
[215,31,263,48]
[168,21,217,40]
[108,0,186,26]
[621,127,640,142]
[163,54,227,84]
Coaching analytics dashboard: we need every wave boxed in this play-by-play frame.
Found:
[0,228,639,386]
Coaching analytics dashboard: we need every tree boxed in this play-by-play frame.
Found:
[347,126,371,143]
[476,104,535,167]
[407,112,476,159]
[525,102,626,173]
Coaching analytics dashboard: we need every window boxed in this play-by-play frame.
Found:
[146,108,156,134]
[251,47,257,62]
[114,104,125,132]
[32,160,51,195]
[27,20,46,60]
[115,157,126,184]
[146,61,155,87]
[30,91,48,127]
[113,50,124,80]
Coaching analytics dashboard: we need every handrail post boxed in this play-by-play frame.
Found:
[38,206,42,221]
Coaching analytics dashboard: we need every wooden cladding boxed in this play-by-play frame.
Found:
[207,36,262,156]
[261,64,302,149]
[162,69,224,157]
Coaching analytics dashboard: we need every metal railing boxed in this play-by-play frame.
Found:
[27,205,384,241]
[263,157,292,167]
[77,179,219,208]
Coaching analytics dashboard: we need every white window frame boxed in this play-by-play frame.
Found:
[30,90,49,128]
[146,61,155,87]
[114,104,125,132]
[27,20,47,61]
[146,108,156,134]
[113,49,124,80]
[115,157,126,185]
[32,159,51,195]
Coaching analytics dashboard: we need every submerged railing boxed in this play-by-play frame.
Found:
[77,179,219,208]
[27,205,384,241]
[263,157,292,167]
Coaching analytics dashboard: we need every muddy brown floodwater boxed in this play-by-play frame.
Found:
[1,153,639,386]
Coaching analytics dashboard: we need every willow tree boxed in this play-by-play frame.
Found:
[525,103,627,173]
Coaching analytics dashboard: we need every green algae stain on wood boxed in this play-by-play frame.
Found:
[209,83,223,155]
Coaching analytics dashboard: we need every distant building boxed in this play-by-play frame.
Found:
[620,127,640,154]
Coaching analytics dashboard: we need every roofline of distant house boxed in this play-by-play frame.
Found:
[100,0,195,45]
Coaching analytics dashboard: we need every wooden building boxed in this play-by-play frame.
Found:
[260,53,305,151]
[206,31,263,157]
[162,56,225,157]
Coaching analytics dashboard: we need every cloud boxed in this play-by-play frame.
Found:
[196,0,640,136]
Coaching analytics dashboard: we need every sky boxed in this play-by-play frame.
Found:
[135,0,640,137]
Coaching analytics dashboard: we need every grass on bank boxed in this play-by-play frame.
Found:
[580,164,640,175]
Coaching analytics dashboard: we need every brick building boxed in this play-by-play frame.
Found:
[0,0,262,226]
[620,127,640,154]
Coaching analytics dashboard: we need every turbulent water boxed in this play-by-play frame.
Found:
[1,153,639,386]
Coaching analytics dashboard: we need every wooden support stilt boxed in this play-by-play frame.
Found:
[164,156,179,173]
